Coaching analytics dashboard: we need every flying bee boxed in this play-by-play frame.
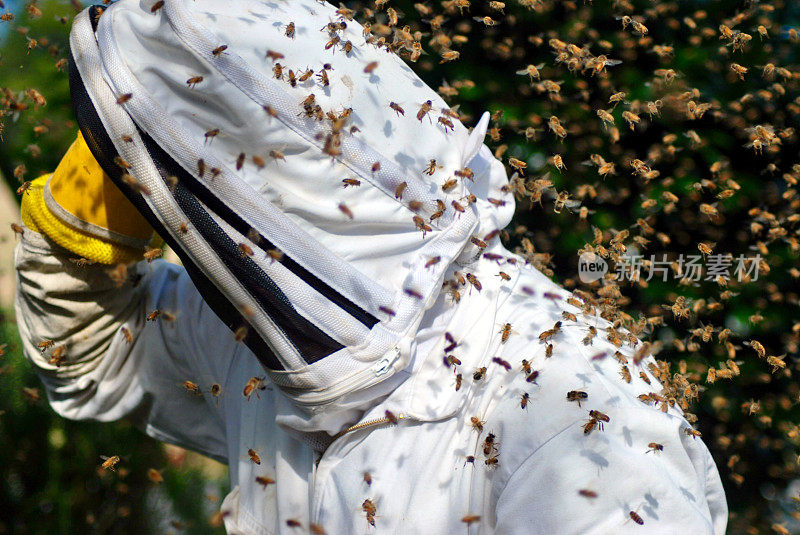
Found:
[116,93,133,104]
[146,309,161,322]
[440,49,460,63]
[425,256,441,269]
[462,515,481,525]
[578,489,598,498]
[646,442,664,454]
[516,63,544,83]
[100,455,121,471]
[567,390,588,407]
[248,448,261,465]
[390,102,405,117]
[256,476,275,488]
[186,76,204,88]
[211,45,228,57]
[438,116,454,132]
[629,511,644,525]
[492,357,511,371]
[338,203,354,219]
[243,376,266,400]
[150,0,164,12]
[417,100,433,122]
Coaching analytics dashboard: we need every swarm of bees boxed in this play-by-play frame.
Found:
[2,0,800,530]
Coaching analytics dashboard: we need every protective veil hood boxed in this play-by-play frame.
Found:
[67,0,514,415]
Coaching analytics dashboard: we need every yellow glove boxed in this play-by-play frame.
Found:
[21,131,160,265]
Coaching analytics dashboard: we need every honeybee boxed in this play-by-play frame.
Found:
[243,376,266,400]
[646,442,664,453]
[248,448,261,465]
[150,0,164,12]
[362,499,377,527]
[338,203,354,219]
[186,76,204,88]
[629,511,644,525]
[499,323,514,343]
[211,45,228,57]
[466,273,482,291]
[620,365,632,383]
[285,22,295,38]
[567,390,588,407]
[100,455,121,471]
[470,416,485,432]
[37,339,55,352]
[182,380,201,395]
[525,370,540,384]
[482,433,498,455]
[455,373,463,391]
[121,327,133,344]
[484,456,499,466]
[492,357,511,371]
[378,306,396,317]
[256,476,275,488]
[48,345,66,366]
[384,410,399,424]
[539,321,562,342]
[147,468,164,484]
[417,100,433,122]
[461,515,481,525]
[520,392,530,409]
[473,367,487,381]
[363,472,372,486]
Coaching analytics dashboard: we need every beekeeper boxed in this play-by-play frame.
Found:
[14,0,727,533]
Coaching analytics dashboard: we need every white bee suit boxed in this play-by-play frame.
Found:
[15,0,727,533]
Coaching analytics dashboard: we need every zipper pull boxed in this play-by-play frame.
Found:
[373,346,401,376]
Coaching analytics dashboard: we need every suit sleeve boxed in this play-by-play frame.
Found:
[14,227,242,462]
[493,407,728,534]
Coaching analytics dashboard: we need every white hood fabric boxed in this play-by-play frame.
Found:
[68,0,513,418]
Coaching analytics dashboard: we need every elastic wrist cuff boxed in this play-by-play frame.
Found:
[21,175,155,265]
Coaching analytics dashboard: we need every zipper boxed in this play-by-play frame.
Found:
[332,412,406,441]
[284,346,404,407]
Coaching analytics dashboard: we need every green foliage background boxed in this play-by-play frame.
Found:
[1,0,800,532]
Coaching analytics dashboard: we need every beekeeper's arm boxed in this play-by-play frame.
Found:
[493,407,728,534]
[15,132,233,462]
